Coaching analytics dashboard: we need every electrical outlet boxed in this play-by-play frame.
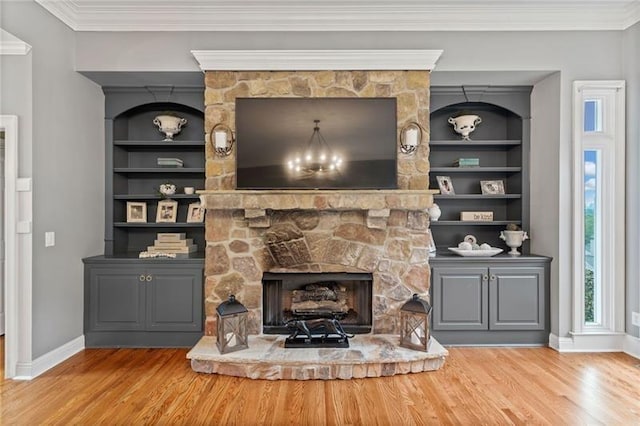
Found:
[633,312,640,327]
[45,231,55,247]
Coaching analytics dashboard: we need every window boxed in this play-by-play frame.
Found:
[572,81,625,337]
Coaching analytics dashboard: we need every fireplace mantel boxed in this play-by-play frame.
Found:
[199,189,437,212]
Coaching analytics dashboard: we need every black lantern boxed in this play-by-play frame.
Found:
[399,294,432,352]
[216,295,249,354]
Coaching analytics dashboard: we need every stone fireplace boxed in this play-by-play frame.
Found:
[187,51,448,379]
[200,69,434,337]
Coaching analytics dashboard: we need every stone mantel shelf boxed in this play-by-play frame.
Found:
[198,189,437,213]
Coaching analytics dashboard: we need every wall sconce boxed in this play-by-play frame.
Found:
[399,122,423,155]
[210,123,235,157]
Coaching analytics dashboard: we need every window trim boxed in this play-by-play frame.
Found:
[572,80,625,336]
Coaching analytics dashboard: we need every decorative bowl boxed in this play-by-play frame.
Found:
[448,247,503,257]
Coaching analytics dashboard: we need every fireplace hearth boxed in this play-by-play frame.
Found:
[263,272,373,335]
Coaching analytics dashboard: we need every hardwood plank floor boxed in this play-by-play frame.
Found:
[2,336,640,425]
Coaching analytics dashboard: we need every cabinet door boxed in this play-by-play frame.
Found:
[145,267,203,332]
[489,266,545,330]
[88,267,145,331]
[432,267,488,330]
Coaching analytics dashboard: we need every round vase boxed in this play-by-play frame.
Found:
[447,114,482,141]
[427,203,442,221]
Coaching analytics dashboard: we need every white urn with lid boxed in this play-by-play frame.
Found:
[427,203,442,222]
[500,230,529,256]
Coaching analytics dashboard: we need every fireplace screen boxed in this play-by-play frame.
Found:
[262,272,373,334]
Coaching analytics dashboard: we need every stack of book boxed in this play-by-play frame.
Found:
[147,233,197,256]
[453,158,480,167]
[157,157,184,168]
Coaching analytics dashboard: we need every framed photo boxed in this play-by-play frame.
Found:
[436,176,455,195]
[126,202,147,223]
[156,200,178,223]
[480,180,505,195]
[186,203,205,223]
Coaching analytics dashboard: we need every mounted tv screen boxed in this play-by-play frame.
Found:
[235,98,398,189]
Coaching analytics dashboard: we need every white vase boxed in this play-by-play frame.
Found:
[447,114,482,141]
[153,115,188,141]
[427,203,441,221]
[159,183,176,196]
[500,230,529,255]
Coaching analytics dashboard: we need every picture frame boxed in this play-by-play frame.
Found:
[480,180,505,195]
[156,199,178,223]
[127,202,147,223]
[186,203,205,223]
[436,176,455,195]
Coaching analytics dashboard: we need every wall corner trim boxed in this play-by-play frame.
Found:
[191,49,443,71]
[623,334,640,360]
[12,336,85,380]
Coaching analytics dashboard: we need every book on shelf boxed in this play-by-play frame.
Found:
[153,238,194,247]
[157,232,187,242]
[460,211,494,221]
[157,157,184,167]
[453,158,480,167]
[147,244,198,254]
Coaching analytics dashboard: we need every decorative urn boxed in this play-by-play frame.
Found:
[447,114,482,141]
[500,230,529,256]
[153,114,187,141]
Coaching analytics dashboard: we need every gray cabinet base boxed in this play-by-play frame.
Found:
[85,331,203,348]
[432,330,549,346]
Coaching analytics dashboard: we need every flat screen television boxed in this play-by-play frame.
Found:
[235,97,398,189]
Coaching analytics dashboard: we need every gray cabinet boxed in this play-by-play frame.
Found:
[84,256,204,347]
[430,255,550,345]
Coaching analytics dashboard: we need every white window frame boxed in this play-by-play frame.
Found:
[572,81,625,339]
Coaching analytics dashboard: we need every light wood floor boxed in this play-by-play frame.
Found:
[2,337,640,425]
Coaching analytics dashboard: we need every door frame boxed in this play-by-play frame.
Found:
[1,115,33,379]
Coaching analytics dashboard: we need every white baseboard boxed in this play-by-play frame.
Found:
[11,335,85,380]
[623,334,640,359]
[549,332,625,352]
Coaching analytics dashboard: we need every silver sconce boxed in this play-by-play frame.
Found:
[210,123,235,157]
[399,122,423,155]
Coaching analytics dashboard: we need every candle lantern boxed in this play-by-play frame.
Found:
[399,294,432,352]
[216,295,249,354]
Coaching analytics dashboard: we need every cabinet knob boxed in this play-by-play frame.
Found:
[139,274,145,282]
[490,275,497,281]
[482,275,488,281]
[145,274,152,282]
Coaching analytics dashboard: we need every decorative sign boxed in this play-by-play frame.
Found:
[460,211,494,221]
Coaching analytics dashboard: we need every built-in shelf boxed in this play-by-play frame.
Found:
[430,167,522,173]
[114,222,205,228]
[430,220,522,226]
[434,194,522,200]
[114,140,205,147]
[114,194,201,200]
[429,139,521,146]
[113,168,205,174]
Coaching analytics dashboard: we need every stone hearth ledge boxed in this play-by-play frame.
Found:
[188,335,448,380]
[198,189,438,213]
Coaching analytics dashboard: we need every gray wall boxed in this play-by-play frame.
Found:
[0,1,104,358]
[530,72,561,337]
[75,29,626,340]
[624,21,640,339]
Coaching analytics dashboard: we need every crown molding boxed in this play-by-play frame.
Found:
[35,0,640,32]
[0,30,32,55]
[191,49,443,71]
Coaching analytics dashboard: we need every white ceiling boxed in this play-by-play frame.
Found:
[36,0,640,32]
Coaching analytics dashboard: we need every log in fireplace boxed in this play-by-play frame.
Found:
[262,272,373,335]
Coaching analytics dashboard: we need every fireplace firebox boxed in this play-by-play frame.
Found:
[262,272,373,334]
